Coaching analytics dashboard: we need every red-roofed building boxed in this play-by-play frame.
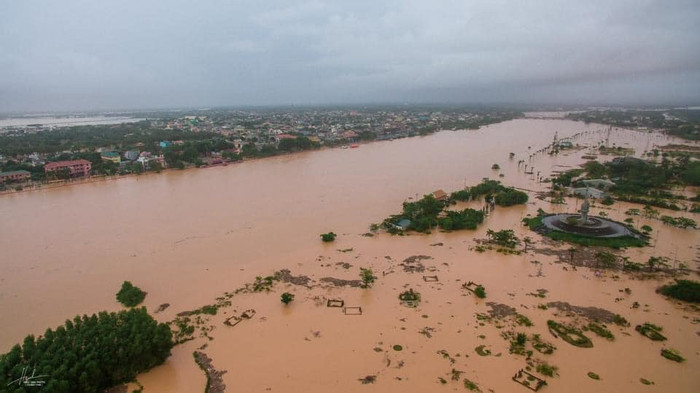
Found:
[44,160,91,177]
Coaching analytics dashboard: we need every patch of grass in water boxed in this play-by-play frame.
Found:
[660,348,685,362]
[475,345,491,356]
[531,334,556,355]
[660,279,700,303]
[587,322,614,340]
[536,361,558,377]
[515,313,533,327]
[464,378,481,392]
[636,323,666,341]
[546,230,647,249]
[587,372,600,380]
[547,320,593,348]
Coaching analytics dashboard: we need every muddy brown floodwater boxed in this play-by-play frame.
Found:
[1,118,698,393]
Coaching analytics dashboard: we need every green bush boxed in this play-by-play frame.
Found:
[281,292,295,305]
[495,188,528,206]
[320,232,337,242]
[486,229,519,248]
[659,280,700,303]
[474,285,486,299]
[547,320,593,348]
[601,196,615,205]
[450,189,471,201]
[116,281,146,307]
[660,348,685,362]
[588,322,614,340]
[536,362,558,377]
[360,268,376,288]
[636,323,667,341]
[438,208,484,230]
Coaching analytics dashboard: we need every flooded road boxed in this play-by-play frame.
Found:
[1,118,698,392]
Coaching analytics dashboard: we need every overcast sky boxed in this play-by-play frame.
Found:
[1,0,699,112]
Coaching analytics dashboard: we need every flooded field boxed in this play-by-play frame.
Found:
[1,118,698,392]
[0,115,145,129]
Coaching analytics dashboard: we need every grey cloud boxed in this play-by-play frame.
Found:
[1,0,699,112]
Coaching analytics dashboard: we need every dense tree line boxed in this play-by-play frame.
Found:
[277,136,321,152]
[450,179,529,206]
[0,308,173,393]
[438,208,484,230]
[0,122,220,156]
[494,188,529,206]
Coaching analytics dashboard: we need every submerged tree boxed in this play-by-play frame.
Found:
[281,292,295,305]
[360,268,376,288]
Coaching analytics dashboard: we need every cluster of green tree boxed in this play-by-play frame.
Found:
[277,136,321,152]
[659,215,696,229]
[116,281,146,307]
[466,179,505,198]
[486,229,519,248]
[0,160,45,181]
[557,157,699,208]
[450,179,529,206]
[660,280,700,303]
[320,232,337,242]
[0,308,173,392]
[440,112,523,130]
[385,194,445,233]
[383,181,527,234]
[161,139,235,168]
[494,188,529,206]
[551,169,585,187]
[438,209,485,230]
[0,121,220,156]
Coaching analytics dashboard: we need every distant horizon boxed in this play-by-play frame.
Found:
[2,100,700,118]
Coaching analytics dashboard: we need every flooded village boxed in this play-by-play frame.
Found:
[1,115,698,392]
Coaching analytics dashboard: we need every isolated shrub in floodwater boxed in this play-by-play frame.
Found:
[660,279,700,303]
[320,232,337,242]
[281,292,295,305]
[116,280,146,307]
[474,285,486,299]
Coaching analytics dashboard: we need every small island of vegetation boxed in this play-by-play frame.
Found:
[659,280,700,303]
[0,307,173,392]
[380,179,528,234]
[116,280,146,307]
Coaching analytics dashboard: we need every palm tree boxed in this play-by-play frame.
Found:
[568,247,577,265]
[523,237,533,252]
